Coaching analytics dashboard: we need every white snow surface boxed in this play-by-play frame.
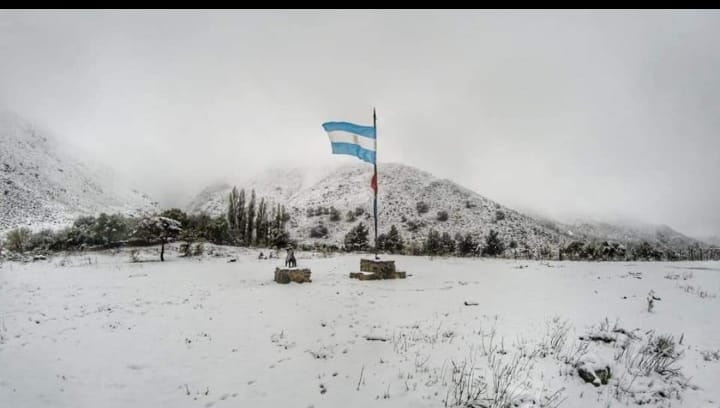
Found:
[1,249,719,407]
[0,111,157,234]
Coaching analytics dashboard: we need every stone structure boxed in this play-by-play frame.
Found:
[274,267,312,284]
[349,258,406,280]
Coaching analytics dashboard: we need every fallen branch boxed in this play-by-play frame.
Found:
[364,335,389,342]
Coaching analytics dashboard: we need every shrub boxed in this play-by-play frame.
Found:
[310,223,328,238]
[6,227,31,252]
[416,201,429,214]
[437,210,449,222]
[329,207,341,222]
[407,219,423,232]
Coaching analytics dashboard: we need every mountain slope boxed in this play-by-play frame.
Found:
[187,162,574,254]
[0,111,158,233]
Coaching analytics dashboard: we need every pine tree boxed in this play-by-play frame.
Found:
[386,224,404,254]
[246,190,256,246]
[376,233,389,252]
[483,230,505,257]
[457,233,477,256]
[344,223,369,251]
[440,232,455,255]
[424,229,442,255]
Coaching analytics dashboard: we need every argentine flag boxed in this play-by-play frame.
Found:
[321,121,376,164]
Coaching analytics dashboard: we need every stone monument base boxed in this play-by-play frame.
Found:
[349,259,406,280]
[274,267,312,284]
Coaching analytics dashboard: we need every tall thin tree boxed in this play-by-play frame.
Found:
[246,189,256,246]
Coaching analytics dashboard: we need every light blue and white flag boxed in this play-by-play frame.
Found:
[321,121,376,164]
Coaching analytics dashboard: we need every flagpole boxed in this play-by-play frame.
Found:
[373,107,378,260]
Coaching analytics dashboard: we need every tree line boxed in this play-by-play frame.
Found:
[2,186,717,262]
[0,186,291,261]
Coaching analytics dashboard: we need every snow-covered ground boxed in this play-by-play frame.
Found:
[1,247,719,408]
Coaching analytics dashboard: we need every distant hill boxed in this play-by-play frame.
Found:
[559,220,707,252]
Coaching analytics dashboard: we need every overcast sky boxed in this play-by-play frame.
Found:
[1,10,719,237]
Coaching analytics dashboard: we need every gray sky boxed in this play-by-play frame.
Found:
[1,10,719,237]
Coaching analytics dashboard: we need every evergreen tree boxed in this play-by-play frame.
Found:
[344,223,369,251]
[457,233,477,257]
[376,232,389,252]
[424,229,442,255]
[377,226,403,254]
[440,232,455,255]
[346,210,357,222]
[483,229,505,257]
[386,225,404,253]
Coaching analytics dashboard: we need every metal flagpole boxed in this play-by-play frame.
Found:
[373,107,378,259]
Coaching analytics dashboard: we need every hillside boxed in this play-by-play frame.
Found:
[0,111,158,234]
[187,162,574,255]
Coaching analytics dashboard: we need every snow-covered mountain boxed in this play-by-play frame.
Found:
[0,111,158,234]
[555,218,707,252]
[187,162,574,254]
[188,162,710,253]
